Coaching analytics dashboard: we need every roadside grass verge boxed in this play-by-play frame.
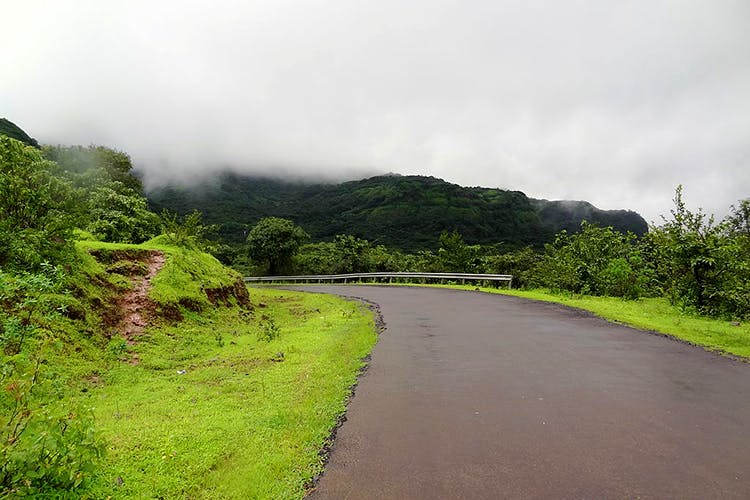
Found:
[69,286,377,498]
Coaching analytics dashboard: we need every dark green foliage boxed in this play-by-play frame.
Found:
[247,218,308,275]
[0,137,79,271]
[532,199,648,236]
[481,247,541,288]
[437,230,482,272]
[647,187,749,319]
[44,145,159,243]
[0,118,39,148]
[147,173,648,251]
[528,222,649,299]
[293,235,409,275]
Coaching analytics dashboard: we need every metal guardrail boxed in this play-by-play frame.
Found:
[244,272,513,288]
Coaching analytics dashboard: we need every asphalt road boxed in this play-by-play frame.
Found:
[287,286,750,499]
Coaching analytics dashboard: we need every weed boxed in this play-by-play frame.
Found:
[214,331,225,347]
[258,317,280,342]
[106,337,128,358]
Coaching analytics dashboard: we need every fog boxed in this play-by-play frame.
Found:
[3,0,749,222]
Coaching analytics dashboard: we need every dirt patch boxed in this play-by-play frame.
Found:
[117,251,165,336]
[204,278,252,309]
[97,250,166,363]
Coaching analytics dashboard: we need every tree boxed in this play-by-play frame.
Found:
[246,218,308,275]
[437,230,480,272]
[0,137,78,270]
[725,199,750,237]
[44,145,144,193]
[528,222,648,298]
[86,182,160,243]
[43,145,159,243]
[646,187,749,318]
[649,186,724,312]
[482,247,541,288]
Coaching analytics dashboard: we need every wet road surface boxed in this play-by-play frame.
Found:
[285,286,750,499]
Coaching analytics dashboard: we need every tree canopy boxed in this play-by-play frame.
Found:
[246,217,308,275]
[0,137,78,270]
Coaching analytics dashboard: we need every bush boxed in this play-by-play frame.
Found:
[0,264,105,496]
[482,247,541,288]
[86,183,160,243]
[160,210,218,251]
[647,188,750,319]
[0,352,104,496]
[527,222,649,298]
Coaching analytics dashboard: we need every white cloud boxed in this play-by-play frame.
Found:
[2,0,748,221]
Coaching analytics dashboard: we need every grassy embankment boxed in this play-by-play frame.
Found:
[61,239,377,498]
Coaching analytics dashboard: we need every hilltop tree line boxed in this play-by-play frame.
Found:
[147,173,648,251]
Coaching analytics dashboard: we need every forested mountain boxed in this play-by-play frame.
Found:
[0,118,39,148]
[147,173,647,250]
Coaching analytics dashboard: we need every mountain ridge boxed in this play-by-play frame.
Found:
[0,117,39,148]
[0,118,647,250]
[147,172,647,250]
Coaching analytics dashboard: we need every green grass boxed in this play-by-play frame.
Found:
[76,237,241,310]
[349,282,749,359]
[16,241,378,498]
[63,287,377,498]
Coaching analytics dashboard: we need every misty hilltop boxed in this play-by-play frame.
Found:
[0,118,39,148]
[0,118,646,250]
[147,173,647,251]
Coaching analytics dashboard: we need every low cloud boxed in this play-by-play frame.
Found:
[3,0,749,222]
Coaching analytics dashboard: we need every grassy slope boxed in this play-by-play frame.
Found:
[376,283,749,359]
[61,241,377,498]
[77,236,240,310]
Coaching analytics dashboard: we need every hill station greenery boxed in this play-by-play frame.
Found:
[1,117,748,497]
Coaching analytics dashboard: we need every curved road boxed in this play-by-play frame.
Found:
[288,286,750,499]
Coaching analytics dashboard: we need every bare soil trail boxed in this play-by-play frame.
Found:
[114,251,166,358]
[283,285,750,499]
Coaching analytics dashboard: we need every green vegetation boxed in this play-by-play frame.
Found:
[1,131,377,497]
[45,144,160,243]
[1,117,747,495]
[147,173,648,251]
[2,231,376,497]
[0,137,78,270]
[246,217,309,275]
[528,222,649,299]
[81,286,375,498]
[0,118,39,148]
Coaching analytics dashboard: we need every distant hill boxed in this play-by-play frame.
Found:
[530,198,648,237]
[147,173,647,251]
[0,118,39,148]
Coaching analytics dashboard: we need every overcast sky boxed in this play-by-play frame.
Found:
[3,0,749,222]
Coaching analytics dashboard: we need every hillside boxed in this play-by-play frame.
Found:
[0,117,39,148]
[147,173,648,250]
